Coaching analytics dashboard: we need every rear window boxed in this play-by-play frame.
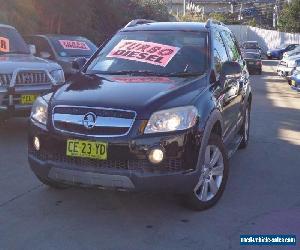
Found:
[244,53,260,59]
[243,42,259,49]
[49,37,97,57]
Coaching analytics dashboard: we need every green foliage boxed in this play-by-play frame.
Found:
[278,0,300,33]
[0,0,171,43]
[177,13,205,22]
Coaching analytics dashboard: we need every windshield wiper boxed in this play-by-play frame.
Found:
[0,51,30,55]
[94,70,167,76]
[166,72,204,77]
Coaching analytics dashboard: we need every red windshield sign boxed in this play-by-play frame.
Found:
[59,40,90,50]
[0,37,9,52]
[107,40,180,67]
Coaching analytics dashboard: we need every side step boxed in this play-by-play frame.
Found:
[227,135,243,159]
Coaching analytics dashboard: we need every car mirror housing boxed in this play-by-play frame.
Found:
[220,61,242,88]
[72,57,87,70]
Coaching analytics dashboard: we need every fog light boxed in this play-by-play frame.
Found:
[33,136,40,151]
[148,148,164,164]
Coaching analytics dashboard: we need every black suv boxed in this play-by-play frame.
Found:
[28,20,252,210]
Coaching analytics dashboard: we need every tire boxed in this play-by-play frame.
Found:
[239,104,250,149]
[184,134,229,211]
[36,175,69,189]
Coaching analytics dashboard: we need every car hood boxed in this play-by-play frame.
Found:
[52,73,207,119]
[0,54,61,74]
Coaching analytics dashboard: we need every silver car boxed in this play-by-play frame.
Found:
[0,24,64,121]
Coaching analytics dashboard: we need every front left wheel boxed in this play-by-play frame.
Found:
[184,134,229,210]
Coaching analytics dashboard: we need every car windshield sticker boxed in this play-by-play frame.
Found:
[59,40,90,50]
[0,37,9,52]
[107,40,180,67]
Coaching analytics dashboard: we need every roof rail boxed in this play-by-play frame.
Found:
[124,19,156,28]
[205,19,224,28]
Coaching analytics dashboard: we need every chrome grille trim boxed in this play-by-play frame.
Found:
[52,105,137,138]
[53,113,133,128]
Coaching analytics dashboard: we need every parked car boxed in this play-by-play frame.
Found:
[282,46,300,59]
[0,24,64,122]
[243,52,262,75]
[267,44,299,60]
[28,19,252,210]
[25,35,97,79]
[241,41,262,56]
[290,66,300,91]
[277,54,300,79]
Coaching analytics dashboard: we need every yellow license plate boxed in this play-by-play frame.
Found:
[66,139,107,160]
[20,94,38,105]
[291,80,296,86]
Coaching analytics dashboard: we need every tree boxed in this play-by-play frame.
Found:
[278,0,300,33]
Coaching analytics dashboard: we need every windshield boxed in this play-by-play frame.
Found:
[86,31,208,76]
[243,42,259,49]
[244,53,260,59]
[49,36,97,57]
[0,27,30,55]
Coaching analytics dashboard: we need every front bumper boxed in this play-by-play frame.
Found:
[0,85,53,117]
[0,69,58,118]
[28,122,203,193]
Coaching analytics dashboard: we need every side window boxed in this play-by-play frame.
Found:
[213,30,229,74]
[221,31,241,62]
[34,37,54,58]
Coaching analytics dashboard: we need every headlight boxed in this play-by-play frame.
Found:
[30,97,48,126]
[144,106,198,134]
[50,69,65,84]
[288,61,297,68]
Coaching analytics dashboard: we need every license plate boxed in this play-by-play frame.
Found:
[248,62,254,65]
[66,139,107,160]
[20,94,38,105]
[291,80,296,86]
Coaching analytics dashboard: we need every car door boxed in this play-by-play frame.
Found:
[220,30,246,131]
[211,29,238,144]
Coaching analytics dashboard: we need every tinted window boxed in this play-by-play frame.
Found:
[0,27,30,55]
[213,30,229,74]
[49,36,97,57]
[243,53,260,59]
[86,31,208,75]
[221,30,241,61]
[29,37,54,58]
[243,42,259,49]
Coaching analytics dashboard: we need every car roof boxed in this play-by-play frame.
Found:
[0,24,16,29]
[121,22,210,32]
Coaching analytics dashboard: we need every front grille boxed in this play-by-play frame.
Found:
[0,72,50,86]
[0,74,12,86]
[30,150,184,173]
[53,106,136,137]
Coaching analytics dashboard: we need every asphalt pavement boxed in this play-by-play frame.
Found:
[0,60,299,250]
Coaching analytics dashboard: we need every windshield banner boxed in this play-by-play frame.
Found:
[59,40,90,50]
[107,40,180,67]
[0,37,10,52]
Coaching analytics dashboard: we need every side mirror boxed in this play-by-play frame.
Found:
[28,44,36,55]
[40,51,51,59]
[72,57,87,70]
[220,61,242,88]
